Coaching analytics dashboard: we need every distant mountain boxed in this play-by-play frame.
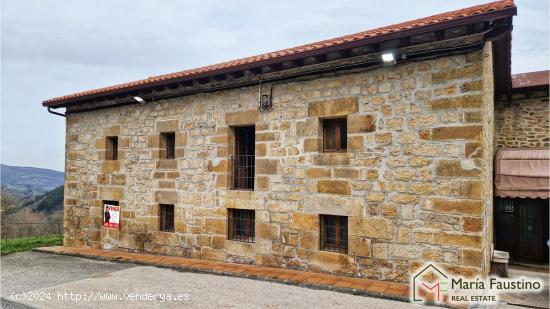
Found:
[24,185,64,213]
[2,186,64,239]
[1,164,64,198]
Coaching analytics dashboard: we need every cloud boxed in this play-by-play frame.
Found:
[1,0,547,170]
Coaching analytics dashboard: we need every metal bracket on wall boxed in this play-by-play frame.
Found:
[259,94,272,112]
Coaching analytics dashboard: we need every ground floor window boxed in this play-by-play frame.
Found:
[159,204,174,232]
[320,214,348,253]
[228,209,255,243]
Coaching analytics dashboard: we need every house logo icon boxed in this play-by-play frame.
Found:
[411,263,449,303]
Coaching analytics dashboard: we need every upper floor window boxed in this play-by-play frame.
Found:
[160,132,175,159]
[323,118,347,152]
[231,126,255,190]
[106,136,118,160]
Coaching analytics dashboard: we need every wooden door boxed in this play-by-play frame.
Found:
[517,200,543,263]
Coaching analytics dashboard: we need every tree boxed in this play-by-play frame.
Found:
[1,188,21,220]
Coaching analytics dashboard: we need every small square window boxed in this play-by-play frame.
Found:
[320,214,348,253]
[159,204,175,232]
[106,136,118,160]
[228,209,255,243]
[323,118,347,152]
[499,199,514,213]
[160,132,175,159]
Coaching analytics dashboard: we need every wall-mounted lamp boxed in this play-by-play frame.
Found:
[133,96,146,104]
[381,51,396,66]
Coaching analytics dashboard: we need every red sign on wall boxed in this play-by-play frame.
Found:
[103,204,120,229]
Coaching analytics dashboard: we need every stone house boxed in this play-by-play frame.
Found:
[493,70,549,264]
[43,1,524,282]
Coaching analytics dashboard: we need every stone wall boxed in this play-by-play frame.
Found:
[480,42,494,276]
[495,92,549,148]
[63,49,490,282]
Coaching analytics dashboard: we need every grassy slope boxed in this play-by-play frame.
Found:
[0,235,63,255]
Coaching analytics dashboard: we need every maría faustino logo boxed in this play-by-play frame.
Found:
[411,263,544,305]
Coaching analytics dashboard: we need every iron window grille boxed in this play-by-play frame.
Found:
[320,214,348,253]
[228,209,255,243]
[323,118,347,152]
[230,125,255,190]
[230,155,255,190]
[159,204,175,232]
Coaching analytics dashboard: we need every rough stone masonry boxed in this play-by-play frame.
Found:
[63,44,495,283]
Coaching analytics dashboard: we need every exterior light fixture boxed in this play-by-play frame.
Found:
[381,51,396,66]
[133,96,146,104]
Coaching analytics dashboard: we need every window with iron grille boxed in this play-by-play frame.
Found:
[160,132,176,159]
[159,204,174,232]
[320,214,348,253]
[228,209,255,243]
[499,199,514,213]
[323,118,347,152]
[231,126,255,190]
[106,136,118,160]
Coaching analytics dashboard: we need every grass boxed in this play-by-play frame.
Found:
[1,235,63,255]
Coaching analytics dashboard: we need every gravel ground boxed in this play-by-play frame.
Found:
[1,251,136,297]
[1,251,423,309]
[498,266,549,309]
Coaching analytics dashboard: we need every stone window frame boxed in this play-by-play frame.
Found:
[96,125,127,163]
[222,109,276,192]
[147,119,186,163]
[305,97,372,155]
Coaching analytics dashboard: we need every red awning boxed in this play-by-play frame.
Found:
[495,148,550,199]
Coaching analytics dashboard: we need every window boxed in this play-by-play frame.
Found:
[106,136,118,160]
[159,204,175,232]
[228,209,255,243]
[160,132,175,159]
[231,126,255,190]
[323,118,347,152]
[500,199,514,213]
[320,215,348,253]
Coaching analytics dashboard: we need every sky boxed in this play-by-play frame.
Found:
[1,0,548,172]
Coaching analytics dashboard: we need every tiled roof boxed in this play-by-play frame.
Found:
[43,0,515,106]
[512,70,549,88]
